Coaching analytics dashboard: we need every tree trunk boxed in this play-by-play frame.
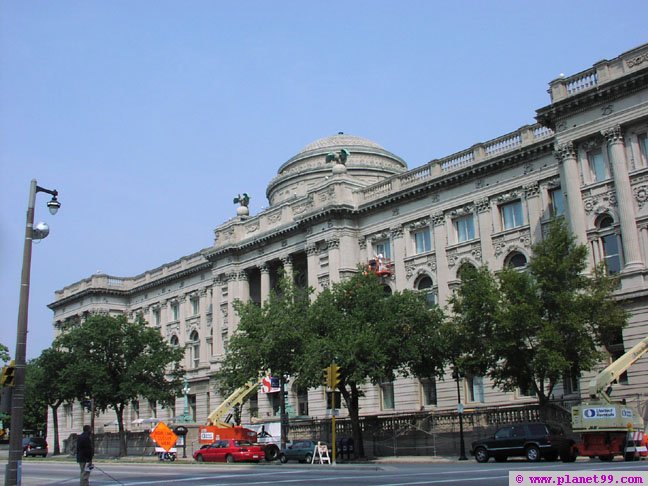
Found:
[51,402,61,455]
[342,382,364,458]
[116,404,127,457]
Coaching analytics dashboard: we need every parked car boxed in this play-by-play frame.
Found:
[470,422,566,463]
[193,439,265,463]
[22,437,48,457]
[278,440,319,463]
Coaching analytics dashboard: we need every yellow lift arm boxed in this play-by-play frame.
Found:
[206,379,261,427]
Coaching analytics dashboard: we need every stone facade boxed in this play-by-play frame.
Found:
[49,43,648,444]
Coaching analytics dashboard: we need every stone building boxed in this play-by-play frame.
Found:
[48,43,648,443]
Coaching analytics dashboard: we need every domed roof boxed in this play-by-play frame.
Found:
[266,132,407,206]
[299,133,385,154]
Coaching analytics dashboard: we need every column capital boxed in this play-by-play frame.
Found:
[258,263,270,273]
[554,141,577,161]
[601,124,623,145]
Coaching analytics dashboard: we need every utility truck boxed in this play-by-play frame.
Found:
[198,377,281,461]
[561,335,648,462]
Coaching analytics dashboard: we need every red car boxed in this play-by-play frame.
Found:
[193,439,265,463]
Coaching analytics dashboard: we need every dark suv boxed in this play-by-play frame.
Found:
[471,423,565,462]
[22,437,48,457]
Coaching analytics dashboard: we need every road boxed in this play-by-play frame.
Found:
[9,459,648,486]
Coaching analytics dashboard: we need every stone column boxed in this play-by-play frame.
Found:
[431,212,450,304]
[327,238,341,283]
[524,182,543,242]
[238,270,250,303]
[259,263,271,303]
[474,198,494,263]
[226,271,238,332]
[554,142,588,247]
[602,125,643,272]
[391,225,406,288]
[281,255,293,282]
[305,244,319,296]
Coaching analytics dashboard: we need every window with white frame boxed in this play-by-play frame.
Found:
[588,149,607,182]
[467,375,485,403]
[549,188,565,217]
[189,330,200,368]
[171,302,179,321]
[454,214,475,243]
[374,239,392,260]
[380,381,395,410]
[413,228,432,254]
[420,377,437,406]
[416,275,436,307]
[597,215,621,275]
[639,133,648,166]
[190,295,200,316]
[500,200,524,230]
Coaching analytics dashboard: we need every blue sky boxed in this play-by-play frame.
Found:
[2,0,647,360]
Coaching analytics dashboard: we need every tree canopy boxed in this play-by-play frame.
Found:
[54,314,185,456]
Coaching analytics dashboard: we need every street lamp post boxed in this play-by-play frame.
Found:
[5,180,60,486]
[452,366,468,461]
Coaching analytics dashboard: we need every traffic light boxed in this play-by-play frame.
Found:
[329,364,341,389]
[1,361,15,387]
[326,390,341,409]
[324,363,342,389]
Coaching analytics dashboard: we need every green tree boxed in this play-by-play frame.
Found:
[300,271,446,457]
[55,314,185,456]
[27,347,77,454]
[454,219,628,413]
[23,360,48,438]
[0,343,9,363]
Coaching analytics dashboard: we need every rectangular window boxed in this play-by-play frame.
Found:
[468,375,485,403]
[171,303,179,321]
[153,308,161,326]
[549,188,565,217]
[501,201,524,230]
[191,296,200,316]
[421,378,437,406]
[380,382,395,410]
[374,239,392,260]
[588,150,607,182]
[413,228,432,254]
[639,133,648,164]
[454,215,475,242]
[602,234,621,274]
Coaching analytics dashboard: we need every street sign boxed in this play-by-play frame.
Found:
[150,422,178,452]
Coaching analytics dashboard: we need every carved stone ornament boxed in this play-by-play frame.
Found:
[245,221,259,233]
[496,191,520,203]
[408,219,430,231]
[292,196,314,215]
[318,275,330,289]
[583,192,618,214]
[266,211,282,224]
[358,238,367,250]
[546,178,561,189]
[524,182,540,199]
[370,231,390,242]
[634,184,648,209]
[524,162,534,175]
[305,243,318,256]
[391,226,404,239]
[432,212,445,226]
[474,198,490,213]
[601,125,623,144]
[326,238,340,249]
[492,229,532,257]
[450,205,473,217]
[626,51,648,68]
[554,141,576,161]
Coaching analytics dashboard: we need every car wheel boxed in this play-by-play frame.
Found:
[544,452,558,461]
[526,445,541,462]
[264,444,279,462]
[599,455,613,462]
[561,447,577,463]
[279,453,288,464]
[226,454,235,463]
[474,447,489,463]
[494,454,507,462]
[304,453,313,464]
[195,454,204,462]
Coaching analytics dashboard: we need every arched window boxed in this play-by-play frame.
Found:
[189,330,200,369]
[505,251,527,269]
[596,214,621,274]
[416,275,436,307]
[457,262,476,280]
[170,334,179,347]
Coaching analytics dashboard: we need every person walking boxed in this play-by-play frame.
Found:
[76,425,94,486]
